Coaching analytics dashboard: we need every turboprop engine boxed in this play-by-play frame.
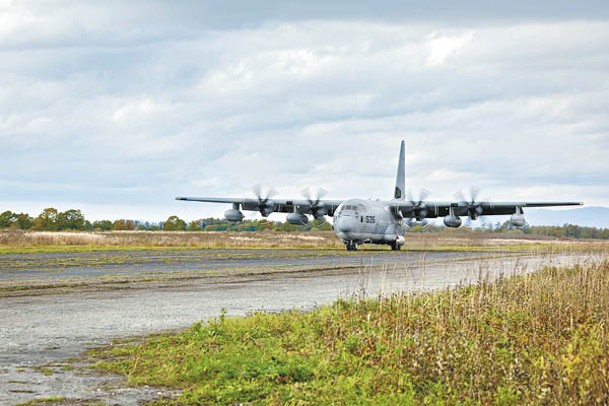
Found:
[287,212,308,225]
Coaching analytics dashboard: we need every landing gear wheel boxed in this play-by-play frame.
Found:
[345,241,358,251]
[390,239,402,251]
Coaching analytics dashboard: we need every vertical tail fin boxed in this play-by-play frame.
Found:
[394,140,406,200]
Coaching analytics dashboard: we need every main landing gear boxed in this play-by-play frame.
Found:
[345,241,358,251]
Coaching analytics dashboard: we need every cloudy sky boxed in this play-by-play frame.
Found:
[1,1,608,221]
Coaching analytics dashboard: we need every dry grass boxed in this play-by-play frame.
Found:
[1,229,607,254]
[0,230,343,252]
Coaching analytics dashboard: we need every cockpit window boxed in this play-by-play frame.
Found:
[338,205,357,215]
[339,204,362,212]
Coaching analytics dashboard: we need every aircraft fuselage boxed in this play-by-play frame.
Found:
[333,199,406,251]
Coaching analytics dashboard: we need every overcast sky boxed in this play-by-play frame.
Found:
[1,1,608,221]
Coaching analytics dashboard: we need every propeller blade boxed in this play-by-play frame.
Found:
[454,190,466,203]
[302,187,311,201]
[252,184,277,216]
[252,184,262,200]
[469,186,480,203]
[253,184,277,201]
[317,187,328,200]
[405,188,431,221]
[302,187,328,219]
[266,187,278,199]
[419,188,430,203]
[455,186,488,221]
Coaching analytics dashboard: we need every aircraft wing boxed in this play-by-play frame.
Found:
[392,200,583,218]
[175,196,345,216]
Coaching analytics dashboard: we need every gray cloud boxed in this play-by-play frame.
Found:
[0,2,608,220]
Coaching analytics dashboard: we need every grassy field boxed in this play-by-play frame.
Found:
[1,229,607,254]
[90,259,609,405]
[0,230,342,253]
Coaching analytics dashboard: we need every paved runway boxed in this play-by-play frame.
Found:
[0,249,600,404]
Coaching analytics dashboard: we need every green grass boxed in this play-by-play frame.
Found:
[16,396,66,406]
[0,244,201,255]
[90,260,609,405]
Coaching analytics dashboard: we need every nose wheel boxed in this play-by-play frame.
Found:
[390,241,401,251]
[345,241,358,251]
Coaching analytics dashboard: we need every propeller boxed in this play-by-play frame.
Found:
[455,187,491,227]
[405,188,430,222]
[455,187,484,220]
[302,187,328,220]
[253,184,277,217]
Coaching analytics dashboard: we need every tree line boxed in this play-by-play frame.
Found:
[1,208,608,239]
[0,208,331,232]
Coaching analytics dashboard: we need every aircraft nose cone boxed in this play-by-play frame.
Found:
[334,217,353,233]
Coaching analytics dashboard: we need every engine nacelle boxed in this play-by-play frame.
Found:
[510,213,526,227]
[224,208,244,222]
[287,212,308,225]
[443,214,462,228]
[259,200,275,217]
[311,203,327,219]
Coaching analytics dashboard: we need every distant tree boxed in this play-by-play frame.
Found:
[309,218,332,231]
[92,220,114,231]
[256,219,274,231]
[236,221,262,232]
[15,212,33,230]
[188,220,203,231]
[205,223,228,231]
[272,221,302,232]
[0,211,17,228]
[138,221,161,231]
[113,219,136,231]
[33,208,60,231]
[57,209,86,230]
[163,215,187,231]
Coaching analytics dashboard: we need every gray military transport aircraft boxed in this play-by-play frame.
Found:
[176,141,582,251]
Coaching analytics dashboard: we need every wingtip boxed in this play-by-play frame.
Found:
[175,197,187,201]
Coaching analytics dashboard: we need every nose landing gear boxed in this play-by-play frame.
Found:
[345,241,358,251]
